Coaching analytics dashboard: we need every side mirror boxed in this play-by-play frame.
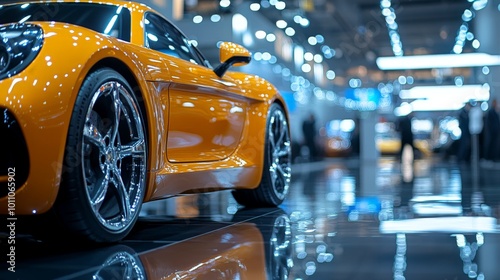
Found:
[214,42,251,78]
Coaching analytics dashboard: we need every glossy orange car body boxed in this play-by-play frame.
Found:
[140,222,268,279]
[0,1,288,218]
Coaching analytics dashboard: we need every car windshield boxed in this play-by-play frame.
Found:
[0,3,131,41]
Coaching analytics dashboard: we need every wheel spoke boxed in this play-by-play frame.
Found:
[268,124,276,151]
[84,120,106,151]
[91,175,110,212]
[275,163,287,178]
[270,162,280,179]
[275,119,286,148]
[276,147,290,158]
[113,171,131,221]
[110,83,122,144]
[118,139,146,159]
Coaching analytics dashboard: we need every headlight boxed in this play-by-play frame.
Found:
[0,23,43,80]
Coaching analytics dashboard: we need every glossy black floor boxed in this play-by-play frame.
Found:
[1,156,500,280]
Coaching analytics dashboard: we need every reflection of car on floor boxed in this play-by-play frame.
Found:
[0,0,292,242]
[138,214,292,280]
[376,132,432,158]
[0,209,293,279]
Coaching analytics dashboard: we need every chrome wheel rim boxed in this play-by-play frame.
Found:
[270,215,292,279]
[95,251,145,280]
[82,81,146,232]
[267,108,291,200]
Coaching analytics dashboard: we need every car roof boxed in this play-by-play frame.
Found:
[2,0,156,14]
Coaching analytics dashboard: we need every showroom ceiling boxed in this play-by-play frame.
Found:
[0,0,482,87]
[189,0,479,85]
[255,0,473,71]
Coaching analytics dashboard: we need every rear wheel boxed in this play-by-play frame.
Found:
[55,68,147,242]
[232,103,291,206]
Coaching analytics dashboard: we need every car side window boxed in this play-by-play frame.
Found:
[144,13,203,65]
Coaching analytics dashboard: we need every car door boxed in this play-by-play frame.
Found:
[144,13,248,163]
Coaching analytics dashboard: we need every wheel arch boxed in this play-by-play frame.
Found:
[88,58,147,124]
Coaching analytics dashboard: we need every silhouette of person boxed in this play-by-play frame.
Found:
[484,99,500,162]
[350,120,360,157]
[302,113,318,161]
[396,111,415,160]
[457,103,471,162]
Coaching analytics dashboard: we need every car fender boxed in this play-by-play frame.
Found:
[0,22,167,214]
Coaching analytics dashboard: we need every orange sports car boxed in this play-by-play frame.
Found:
[0,0,291,242]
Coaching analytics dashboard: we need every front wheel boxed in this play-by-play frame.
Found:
[232,103,291,207]
[55,68,148,242]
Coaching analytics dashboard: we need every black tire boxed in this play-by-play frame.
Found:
[54,68,148,242]
[232,103,291,207]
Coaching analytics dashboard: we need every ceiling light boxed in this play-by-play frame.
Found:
[255,30,266,39]
[308,36,317,45]
[316,35,324,44]
[220,0,230,8]
[380,0,391,8]
[294,46,304,69]
[232,14,247,33]
[408,100,471,111]
[376,53,500,70]
[482,66,490,75]
[326,70,336,80]
[454,76,464,86]
[210,14,221,22]
[304,52,313,61]
[193,15,203,24]
[300,18,310,27]
[262,52,271,61]
[399,84,490,104]
[473,0,488,11]
[472,39,481,49]
[314,54,323,63]
[275,1,286,10]
[276,20,287,29]
[285,27,295,36]
[249,3,260,11]
[266,33,276,42]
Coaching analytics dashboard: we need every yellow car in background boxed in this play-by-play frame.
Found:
[376,132,432,158]
[0,0,291,242]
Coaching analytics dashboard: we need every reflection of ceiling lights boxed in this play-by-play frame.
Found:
[376,53,500,70]
[380,216,497,233]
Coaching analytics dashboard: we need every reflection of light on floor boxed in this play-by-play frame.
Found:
[453,233,485,279]
[412,203,462,215]
[401,144,414,182]
[410,194,462,216]
[393,233,407,280]
[402,144,414,163]
[380,216,498,233]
